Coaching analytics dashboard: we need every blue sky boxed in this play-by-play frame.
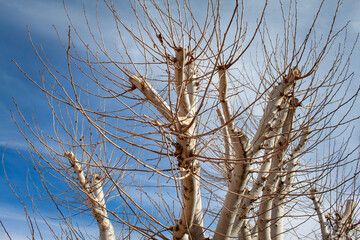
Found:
[0,1,109,238]
[1,0,360,239]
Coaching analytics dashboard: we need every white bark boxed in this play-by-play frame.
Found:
[129,75,174,122]
[333,199,355,239]
[214,68,299,240]
[185,61,205,240]
[239,219,251,240]
[231,104,289,237]
[270,128,309,240]
[186,60,204,240]
[171,140,203,239]
[172,49,204,240]
[310,188,330,240]
[256,71,300,240]
[217,109,233,180]
[267,100,294,240]
[246,67,300,158]
[311,189,355,240]
[214,68,249,240]
[174,48,191,117]
[92,174,116,240]
[64,151,115,240]
[129,48,203,240]
[270,205,284,240]
[185,55,199,117]
[173,162,202,240]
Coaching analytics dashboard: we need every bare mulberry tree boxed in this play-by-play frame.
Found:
[10,0,360,239]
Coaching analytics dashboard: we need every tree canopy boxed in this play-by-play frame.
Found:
[8,0,360,239]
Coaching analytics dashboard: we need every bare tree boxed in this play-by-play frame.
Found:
[9,0,360,239]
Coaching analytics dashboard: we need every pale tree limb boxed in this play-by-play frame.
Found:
[172,162,202,240]
[174,48,191,117]
[129,75,174,123]
[310,188,330,240]
[186,60,199,117]
[217,68,249,157]
[246,67,301,158]
[238,219,251,240]
[185,59,204,240]
[255,69,301,240]
[130,48,204,240]
[213,67,249,240]
[256,111,290,240]
[64,151,115,240]
[215,68,300,240]
[258,97,296,240]
[231,99,291,237]
[217,109,233,181]
[333,199,355,239]
[172,48,203,240]
[270,128,309,240]
[310,189,356,240]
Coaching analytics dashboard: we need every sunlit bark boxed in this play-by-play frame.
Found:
[9,0,360,239]
[64,151,115,240]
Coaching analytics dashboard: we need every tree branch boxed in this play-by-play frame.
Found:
[270,128,309,240]
[214,68,249,240]
[310,188,330,240]
[129,75,174,122]
[232,99,291,237]
[64,151,115,240]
